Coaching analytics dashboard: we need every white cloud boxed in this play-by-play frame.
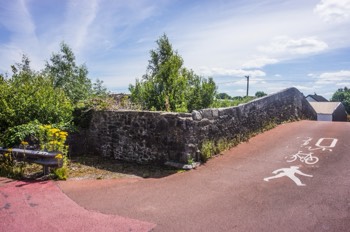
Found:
[258,36,328,55]
[315,70,350,84]
[293,85,316,91]
[0,0,43,71]
[242,57,279,68]
[314,0,350,22]
[64,0,99,51]
[0,45,23,72]
[319,70,350,79]
[197,67,266,78]
[336,82,350,86]
[1,0,350,99]
[0,0,35,35]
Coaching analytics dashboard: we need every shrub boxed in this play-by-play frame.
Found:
[0,72,73,138]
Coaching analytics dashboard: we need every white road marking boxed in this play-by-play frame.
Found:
[264,166,313,186]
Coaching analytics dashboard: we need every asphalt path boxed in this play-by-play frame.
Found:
[59,121,350,231]
[1,121,350,231]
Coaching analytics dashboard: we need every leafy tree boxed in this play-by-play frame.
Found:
[0,57,73,145]
[216,93,232,100]
[129,34,217,112]
[331,87,350,113]
[92,79,109,97]
[183,69,217,112]
[255,91,267,98]
[45,42,92,104]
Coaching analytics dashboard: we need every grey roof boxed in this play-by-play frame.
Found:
[309,102,341,114]
[306,94,328,102]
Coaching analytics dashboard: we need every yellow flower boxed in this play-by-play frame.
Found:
[21,141,29,145]
[49,141,59,145]
[49,128,60,134]
[4,153,9,157]
[55,154,63,159]
[59,131,68,137]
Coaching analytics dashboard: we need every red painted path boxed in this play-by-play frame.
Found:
[0,178,155,232]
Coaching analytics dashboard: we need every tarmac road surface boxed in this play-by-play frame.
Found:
[2,121,350,231]
[59,121,350,232]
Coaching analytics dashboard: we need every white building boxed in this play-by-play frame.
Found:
[309,102,347,122]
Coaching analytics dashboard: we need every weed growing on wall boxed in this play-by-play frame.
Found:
[200,138,236,163]
[262,121,277,132]
[198,119,289,163]
[217,138,231,153]
[200,140,216,162]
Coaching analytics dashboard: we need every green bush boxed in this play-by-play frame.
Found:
[0,72,73,137]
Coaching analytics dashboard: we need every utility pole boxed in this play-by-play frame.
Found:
[245,75,250,97]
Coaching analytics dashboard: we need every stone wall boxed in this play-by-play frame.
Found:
[71,87,316,164]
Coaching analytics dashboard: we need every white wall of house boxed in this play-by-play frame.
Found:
[317,114,332,121]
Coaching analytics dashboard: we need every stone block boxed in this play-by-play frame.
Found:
[200,109,213,119]
[192,110,202,121]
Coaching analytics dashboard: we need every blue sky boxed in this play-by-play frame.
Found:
[1,0,350,99]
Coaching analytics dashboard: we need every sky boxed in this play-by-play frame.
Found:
[0,0,350,99]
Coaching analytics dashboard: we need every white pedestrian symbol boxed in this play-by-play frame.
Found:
[264,166,313,186]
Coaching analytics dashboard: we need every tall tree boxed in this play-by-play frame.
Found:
[129,34,217,112]
[331,87,350,113]
[45,42,92,104]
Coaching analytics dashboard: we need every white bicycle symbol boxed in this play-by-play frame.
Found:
[286,151,319,165]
